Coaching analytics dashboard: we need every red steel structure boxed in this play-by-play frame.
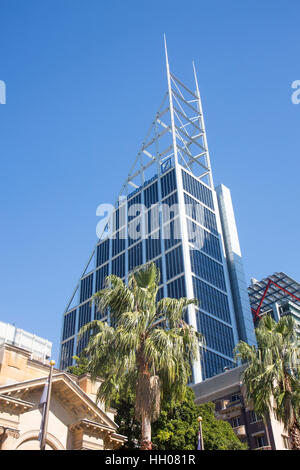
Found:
[251,275,300,323]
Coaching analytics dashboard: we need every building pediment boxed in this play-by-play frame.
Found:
[0,373,117,430]
[69,419,126,449]
[0,393,34,414]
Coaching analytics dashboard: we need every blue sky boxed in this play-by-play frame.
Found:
[0,0,299,361]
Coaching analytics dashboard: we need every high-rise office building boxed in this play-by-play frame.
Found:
[249,272,300,333]
[60,43,256,381]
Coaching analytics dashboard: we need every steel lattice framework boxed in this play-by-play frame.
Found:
[248,272,300,322]
[64,37,212,313]
[121,36,213,196]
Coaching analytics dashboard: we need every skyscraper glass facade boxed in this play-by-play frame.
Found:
[60,57,255,382]
[60,162,253,381]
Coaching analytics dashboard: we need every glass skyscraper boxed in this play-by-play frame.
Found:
[60,44,256,382]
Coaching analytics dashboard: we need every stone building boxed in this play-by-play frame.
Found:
[0,343,126,450]
[192,365,290,450]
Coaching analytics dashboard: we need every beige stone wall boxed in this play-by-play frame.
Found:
[268,410,289,450]
[17,440,54,450]
[0,344,126,450]
[17,393,69,450]
[0,408,19,429]
[0,345,54,386]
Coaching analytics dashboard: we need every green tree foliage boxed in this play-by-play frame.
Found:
[66,356,246,450]
[112,389,141,449]
[77,263,201,448]
[235,315,300,450]
[113,385,246,450]
[67,354,90,376]
[152,387,247,450]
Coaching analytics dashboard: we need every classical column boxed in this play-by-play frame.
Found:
[0,428,20,450]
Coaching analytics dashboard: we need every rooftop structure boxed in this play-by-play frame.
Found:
[0,321,52,364]
[248,272,300,331]
[60,40,255,381]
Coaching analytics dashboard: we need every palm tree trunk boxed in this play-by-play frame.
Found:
[289,421,300,450]
[141,411,152,450]
[263,413,272,449]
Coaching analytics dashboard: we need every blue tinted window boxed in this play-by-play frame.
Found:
[145,205,160,234]
[196,310,234,357]
[165,245,184,280]
[156,286,164,302]
[190,249,226,291]
[96,239,110,267]
[112,203,126,231]
[144,182,158,208]
[128,217,142,246]
[128,242,143,271]
[162,192,179,222]
[161,169,176,198]
[192,276,231,323]
[95,264,109,292]
[164,218,181,251]
[184,193,218,235]
[62,310,76,341]
[201,349,235,380]
[60,339,74,370]
[182,170,214,209]
[167,276,186,299]
[146,233,161,261]
[128,192,142,220]
[187,220,221,262]
[111,253,125,278]
[162,191,178,207]
[112,230,126,256]
[78,302,92,331]
[80,274,93,303]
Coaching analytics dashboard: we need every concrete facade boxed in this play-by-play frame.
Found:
[192,365,290,450]
[0,343,126,450]
[0,321,52,364]
[216,185,256,346]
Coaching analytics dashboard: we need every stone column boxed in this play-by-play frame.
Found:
[0,428,20,450]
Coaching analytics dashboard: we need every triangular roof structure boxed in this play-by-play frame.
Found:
[64,36,213,313]
[0,372,118,431]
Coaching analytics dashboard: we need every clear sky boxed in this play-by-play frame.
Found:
[0,0,299,361]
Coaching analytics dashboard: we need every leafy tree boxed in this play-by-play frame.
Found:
[235,315,300,450]
[112,389,141,449]
[78,263,201,449]
[152,387,247,450]
[67,354,90,376]
[67,352,246,450]
[113,386,246,450]
[197,402,247,450]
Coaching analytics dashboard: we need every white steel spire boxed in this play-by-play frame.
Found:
[63,39,214,312]
[120,36,213,198]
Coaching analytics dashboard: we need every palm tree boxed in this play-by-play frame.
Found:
[78,262,202,449]
[235,315,300,450]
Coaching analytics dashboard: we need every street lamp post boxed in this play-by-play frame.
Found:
[40,360,55,450]
[197,416,204,450]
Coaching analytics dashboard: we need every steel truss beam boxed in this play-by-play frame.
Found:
[252,279,300,323]
[63,37,213,314]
